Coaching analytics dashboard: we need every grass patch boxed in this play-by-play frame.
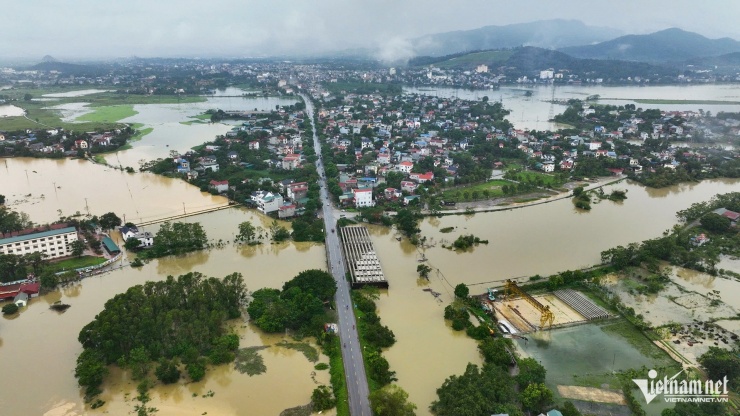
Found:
[441,179,514,201]
[512,197,542,203]
[277,341,319,362]
[75,105,137,123]
[433,50,514,69]
[327,336,350,416]
[505,170,567,188]
[600,319,674,363]
[129,127,153,142]
[92,155,107,164]
[47,255,106,273]
[234,346,269,376]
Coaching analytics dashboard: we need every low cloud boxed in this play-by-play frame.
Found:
[374,37,416,64]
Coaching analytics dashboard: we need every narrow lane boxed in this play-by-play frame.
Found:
[302,94,371,416]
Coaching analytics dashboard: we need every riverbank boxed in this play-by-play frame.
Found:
[427,176,625,216]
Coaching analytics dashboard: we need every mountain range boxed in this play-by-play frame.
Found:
[410,19,623,57]
[559,28,740,63]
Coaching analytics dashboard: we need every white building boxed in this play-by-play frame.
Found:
[251,191,285,214]
[353,188,374,208]
[475,64,488,73]
[119,225,154,248]
[539,70,554,80]
[0,226,78,259]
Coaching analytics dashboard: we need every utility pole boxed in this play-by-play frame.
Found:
[85,198,89,216]
[183,202,186,215]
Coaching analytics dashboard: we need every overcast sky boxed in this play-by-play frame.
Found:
[4,0,740,61]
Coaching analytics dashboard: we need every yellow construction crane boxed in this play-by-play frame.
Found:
[504,280,555,330]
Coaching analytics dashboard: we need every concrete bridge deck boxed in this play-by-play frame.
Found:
[338,226,389,289]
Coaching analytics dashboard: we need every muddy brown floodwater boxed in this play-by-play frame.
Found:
[2,155,739,415]
[0,203,330,415]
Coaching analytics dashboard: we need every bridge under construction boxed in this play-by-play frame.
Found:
[338,226,389,288]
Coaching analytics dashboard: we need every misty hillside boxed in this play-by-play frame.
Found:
[506,47,671,77]
[411,19,623,57]
[560,28,740,63]
[410,46,676,79]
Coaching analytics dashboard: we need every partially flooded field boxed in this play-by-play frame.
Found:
[515,320,677,416]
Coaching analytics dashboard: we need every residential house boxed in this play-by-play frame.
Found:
[209,180,229,193]
[384,188,402,200]
[251,191,284,214]
[74,139,89,149]
[248,140,260,150]
[287,182,308,201]
[352,188,374,208]
[400,181,418,193]
[409,171,434,183]
[282,154,301,170]
[278,204,297,219]
[397,161,413,173]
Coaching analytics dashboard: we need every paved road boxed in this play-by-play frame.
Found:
[303,95,371,416]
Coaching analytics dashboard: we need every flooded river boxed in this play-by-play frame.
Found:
[406,84,740,131]
[1,157,228,225]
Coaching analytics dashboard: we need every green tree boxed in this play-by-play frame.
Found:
[0,194,5,205]
[39,269,59,289]
[516,357,546,388]
[431,363,517,416]
[560,401,583,416]
[700,213,731,233]
[454,283,469,299]
[2,303,19,314]
[126,346,151,381]
[417,264,431,279]
[236,221,257,243]
[70,240,86,257]
[698,347,740,390]
[311,385,336,411]
[269,220,290,242]
[478,337,514,369]
[75,349,109,398]
[521,383,553,413]
[99,212,122,230]
[282,269,337,302]
[186,359,206,381]
[124,237,141,251]
[369,384,417,416]
[155,358,180,384]
[367,349,397,386]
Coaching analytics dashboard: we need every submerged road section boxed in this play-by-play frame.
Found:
[302,94,371,416]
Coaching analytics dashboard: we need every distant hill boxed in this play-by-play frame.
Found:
[411,19,623,57]
[27,61,103,76]
[412,47,676,79]
[560,28,740,63]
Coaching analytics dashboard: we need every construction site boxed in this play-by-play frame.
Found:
[484,280,611,334]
